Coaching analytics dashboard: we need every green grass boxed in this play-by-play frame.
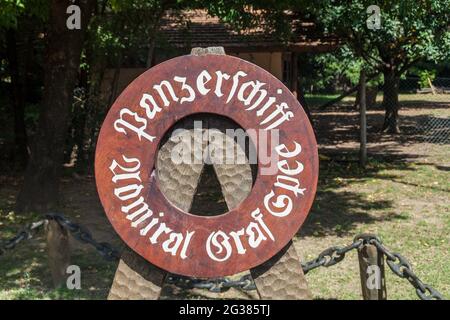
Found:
[305,93,348,107]
[0,208,117,300]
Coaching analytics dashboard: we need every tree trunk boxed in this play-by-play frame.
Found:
[81,65,106,174]
[6,29,28,168]
[146,38,156,68]
[16,0,94,213]
[381,68,400,134]
[75,16,107,174]
[291,52,313,127]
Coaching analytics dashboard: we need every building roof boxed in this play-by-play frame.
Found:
[158,10,338,53]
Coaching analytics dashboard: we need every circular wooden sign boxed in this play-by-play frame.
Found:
[95,54,318,277]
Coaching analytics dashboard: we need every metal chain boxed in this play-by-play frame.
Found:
[166,274,256,292]
[301,239,363,274]
[357,235,445,300]
[0,215,445,299]
[300,233,443,300]
[45,213,121,261]
[0,219,46,256]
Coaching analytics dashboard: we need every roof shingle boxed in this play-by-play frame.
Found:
[158,10,338,52]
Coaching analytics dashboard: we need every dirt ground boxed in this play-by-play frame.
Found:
[1,94,449,299]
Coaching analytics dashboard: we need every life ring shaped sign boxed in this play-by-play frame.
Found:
[95,54,318,277]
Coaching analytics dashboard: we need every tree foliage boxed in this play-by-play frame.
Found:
[0,0,48,29]
[308,0,450,132]
[315,0,450,73]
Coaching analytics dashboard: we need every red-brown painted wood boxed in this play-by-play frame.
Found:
[95,54,318,277]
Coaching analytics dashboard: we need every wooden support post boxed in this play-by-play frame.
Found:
[250,241,311,300]
[46,219,71,288]
[427,77,436,95]
[108,248,167,300]
[359,70,367,168]
[357,243,387,300]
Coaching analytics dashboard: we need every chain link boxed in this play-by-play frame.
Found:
[0,219,46,256]
[45,213,121,261]
[301,239,363,274]
[166,274,256,292]
[0,215,445,299]
[360,235,444,300]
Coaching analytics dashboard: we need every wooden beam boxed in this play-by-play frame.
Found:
[250,240,312,300]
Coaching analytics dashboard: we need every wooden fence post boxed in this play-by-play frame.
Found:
[357,243,387,300]
[46,219,71,288]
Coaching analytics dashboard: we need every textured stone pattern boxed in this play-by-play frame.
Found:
[108,248,167,300]
[250,241,312,300]
[157,115,253,212]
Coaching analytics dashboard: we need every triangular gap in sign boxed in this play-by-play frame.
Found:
[189,163,229,216]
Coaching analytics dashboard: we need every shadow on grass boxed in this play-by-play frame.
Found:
[0,235,117,299]
[0,215,118,300]
[299,157,429,238]
[311,102,449,151]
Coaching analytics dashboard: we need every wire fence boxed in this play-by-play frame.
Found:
[308,76,450,160]
[411,116,450,145]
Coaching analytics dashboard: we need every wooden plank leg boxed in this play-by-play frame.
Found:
[250,240,312,300]
[108,248,167,300]
[156,116,207,212]
[208,117,254,210]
